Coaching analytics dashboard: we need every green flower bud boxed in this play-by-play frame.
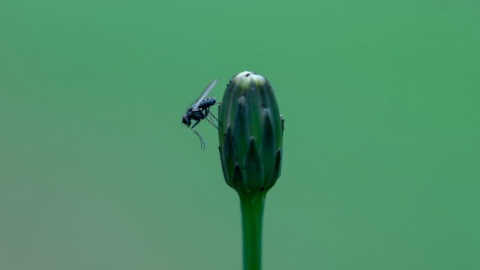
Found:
[218,71,284,195]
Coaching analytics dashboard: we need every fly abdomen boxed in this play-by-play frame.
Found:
[198,97,216,109]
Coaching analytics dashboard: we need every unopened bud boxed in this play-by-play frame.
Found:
[218,71,284,195]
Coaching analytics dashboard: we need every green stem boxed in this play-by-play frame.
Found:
[239,191,266,270]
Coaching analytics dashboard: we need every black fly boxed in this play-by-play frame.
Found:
[181,79,219,150]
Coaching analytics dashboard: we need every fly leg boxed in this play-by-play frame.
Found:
[205,116,218,129]
[204,108,219,129]
[211,104,224,128]
[190,119,201,129]
[189,120,206,149]
[209,108,220,126]
[192,129,206,150]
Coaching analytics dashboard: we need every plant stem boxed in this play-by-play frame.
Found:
[239,191,266,270]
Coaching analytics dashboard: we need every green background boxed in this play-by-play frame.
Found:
[1,1,479,269]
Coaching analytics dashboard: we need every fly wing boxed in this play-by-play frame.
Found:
[192,79,218,110]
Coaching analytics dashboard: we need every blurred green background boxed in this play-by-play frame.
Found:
[1,0,479,269]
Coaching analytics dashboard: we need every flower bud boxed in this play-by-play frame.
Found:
[218,71,284,195]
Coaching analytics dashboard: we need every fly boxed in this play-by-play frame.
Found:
[181,79,219,150]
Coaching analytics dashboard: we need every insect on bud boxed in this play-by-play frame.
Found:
[218,71,284,195]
